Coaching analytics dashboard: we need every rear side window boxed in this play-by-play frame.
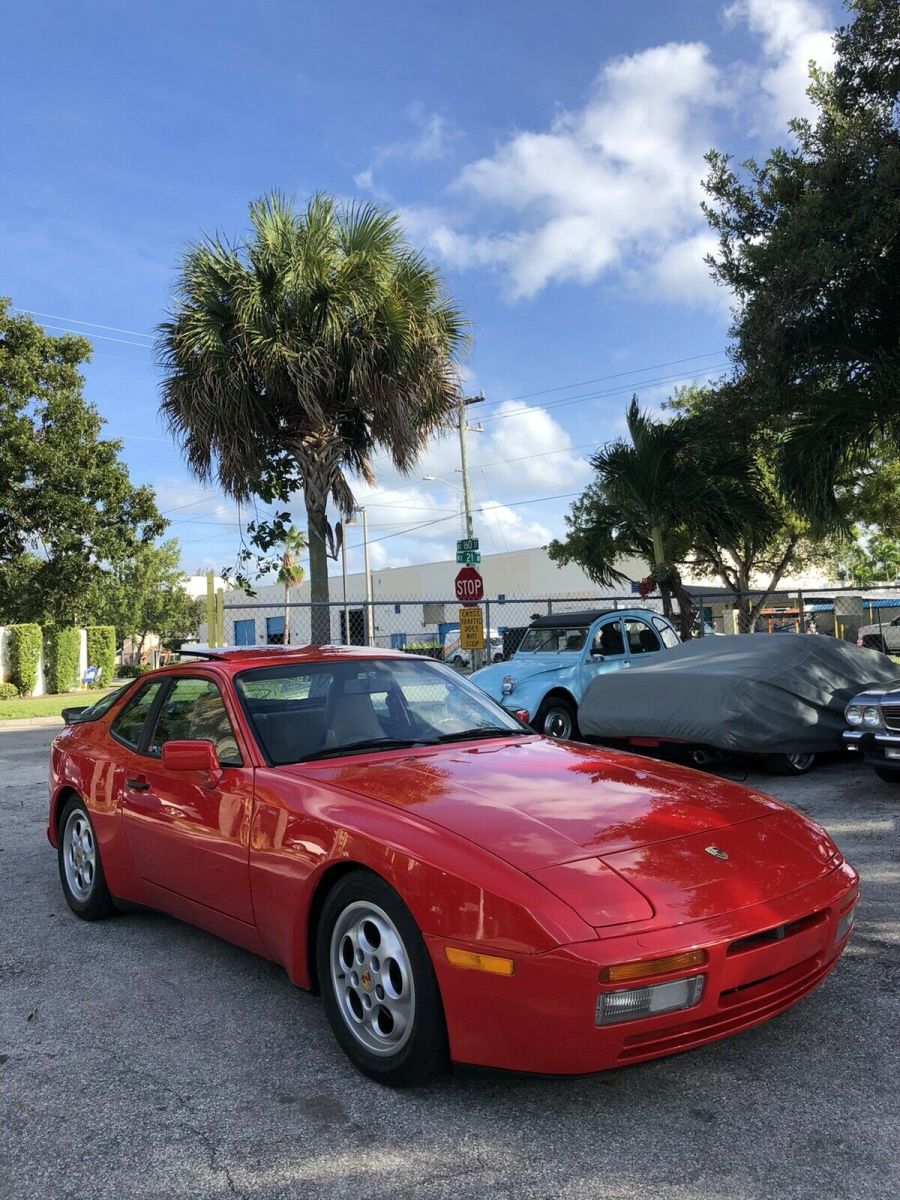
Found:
[110,681,164,749]
[653,617,680,649]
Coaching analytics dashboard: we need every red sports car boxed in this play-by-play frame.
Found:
[48,646,858,1086]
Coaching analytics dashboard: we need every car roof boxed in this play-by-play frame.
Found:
[527,609,617,628]
[167,644,412,672]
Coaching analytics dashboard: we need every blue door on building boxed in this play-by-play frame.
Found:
[233,619,255,646]
[266,615,285,645]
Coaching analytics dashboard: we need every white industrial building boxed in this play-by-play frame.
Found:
[196,545,840,650]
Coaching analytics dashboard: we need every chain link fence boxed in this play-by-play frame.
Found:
[191,582,900,662]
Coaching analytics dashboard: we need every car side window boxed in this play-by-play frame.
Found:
[147,678,242,766]
[593,620,625,656]
[652,617,680,649]
[110,681,164,749]
[624,618,662,654]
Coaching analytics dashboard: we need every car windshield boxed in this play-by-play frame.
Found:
[65,683,131,723]
[517,626,588,654]
[235,657,527,765]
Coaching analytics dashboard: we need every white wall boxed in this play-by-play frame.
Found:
[0,627,90,698]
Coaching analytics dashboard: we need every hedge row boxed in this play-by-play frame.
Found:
[6,624,43,697]
[86,626,116,689]
[45,627,82,694]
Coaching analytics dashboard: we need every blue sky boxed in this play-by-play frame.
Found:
[2,0,840,579]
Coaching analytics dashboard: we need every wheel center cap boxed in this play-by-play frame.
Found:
[361,968,372,991]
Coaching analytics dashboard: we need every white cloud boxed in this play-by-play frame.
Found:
[383,1,837,307]
[355,104,463,195]
[726,0,835,129]
[446,41,723,300]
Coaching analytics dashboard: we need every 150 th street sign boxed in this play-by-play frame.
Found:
[457,537,479,553]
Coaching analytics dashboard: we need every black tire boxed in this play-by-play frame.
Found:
[534,696,579,740]
[767,752,817,776]
[873,766,900,783]
[57,795,115,920]
[316,870,448,1087]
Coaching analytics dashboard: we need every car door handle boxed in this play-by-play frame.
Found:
[126,777,150,791]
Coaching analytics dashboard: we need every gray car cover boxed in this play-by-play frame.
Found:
[578,634,900,754]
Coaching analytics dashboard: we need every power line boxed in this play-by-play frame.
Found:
[26,321,154,350]
[13,308,154,340]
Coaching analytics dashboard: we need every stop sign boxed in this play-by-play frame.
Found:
[454,566,484,603]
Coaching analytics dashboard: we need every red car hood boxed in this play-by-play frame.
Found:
[289,736,789,872]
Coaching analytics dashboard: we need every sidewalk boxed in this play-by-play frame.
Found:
[0,715,65,730]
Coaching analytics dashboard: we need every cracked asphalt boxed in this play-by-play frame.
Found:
[1,726,898,1200]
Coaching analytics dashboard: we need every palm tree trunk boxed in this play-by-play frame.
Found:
[305,488,331,644]
[284,582,290,645]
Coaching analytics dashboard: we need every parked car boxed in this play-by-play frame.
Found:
[442,626,504,667]
[856,614,900,654]
[50,644,858,1085]
[468,608,680,739]
[843,683,900,781]
[579,634,899,775]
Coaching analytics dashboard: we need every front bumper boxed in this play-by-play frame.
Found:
[843,729,900,772]
[427,860,858,1075]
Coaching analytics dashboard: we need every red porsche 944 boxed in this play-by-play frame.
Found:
[48,646,858,1086]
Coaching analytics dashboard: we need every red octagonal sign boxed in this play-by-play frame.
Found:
[454,566,484,603]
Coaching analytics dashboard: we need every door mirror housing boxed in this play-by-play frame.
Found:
[161,740,218,773]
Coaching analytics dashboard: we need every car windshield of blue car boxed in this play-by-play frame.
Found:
[517,627,587,654]
[235,656,527,765]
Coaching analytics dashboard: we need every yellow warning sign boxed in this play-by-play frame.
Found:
[458,606,485,651]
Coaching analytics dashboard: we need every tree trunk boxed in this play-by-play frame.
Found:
[304,488,331,645]
[283,582,290,645]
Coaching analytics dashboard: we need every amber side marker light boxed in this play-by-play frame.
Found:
[600,949,707,983]
[445,947,515,976]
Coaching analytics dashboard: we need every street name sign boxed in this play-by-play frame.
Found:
[458,606,485,650]
[456,538,479,553]
[456,550,481,564]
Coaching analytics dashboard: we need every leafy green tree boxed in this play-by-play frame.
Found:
[157,193,467,642]
[91,540,205,657]
[549,398,769,637]
[666,384,838,631]
[835,532,900,586]
[275,527,307,644]
[702,0,900,524]
[0,301,165,625]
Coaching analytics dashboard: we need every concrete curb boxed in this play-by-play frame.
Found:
[0,716,65,730]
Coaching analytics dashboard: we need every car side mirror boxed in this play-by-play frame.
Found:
[161,740,219,774]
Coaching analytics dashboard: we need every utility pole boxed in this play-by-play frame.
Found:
[458,393,484,669]
[361,507,374,645]
[457,393,483,541]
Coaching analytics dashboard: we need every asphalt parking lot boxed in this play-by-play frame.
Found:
[1,726,898,1200]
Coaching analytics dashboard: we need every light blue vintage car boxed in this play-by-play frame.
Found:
[469,607,680,739]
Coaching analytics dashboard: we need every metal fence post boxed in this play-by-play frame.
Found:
[484,598,491,662]
[798,589,805,633]
[697,596,705,635]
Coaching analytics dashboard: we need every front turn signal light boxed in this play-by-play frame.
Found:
[445,947,515,976]
[599,949,707,983]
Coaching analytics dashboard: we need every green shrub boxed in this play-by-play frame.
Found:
[44,627,81,694]
[85,625,116,689]
[7,624,43,696]
[0,681,18,700]
[118,663,152,678]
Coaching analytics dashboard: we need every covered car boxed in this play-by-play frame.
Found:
[578,634,899,773]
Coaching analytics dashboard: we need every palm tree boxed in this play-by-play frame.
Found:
[549,399,771,638]
[275,527,307,644]
[157,193,467,642]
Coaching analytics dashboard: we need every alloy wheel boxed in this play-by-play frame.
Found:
[63,810,97,902]
[330,901,416,1057]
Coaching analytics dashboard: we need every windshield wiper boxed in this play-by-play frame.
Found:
[297,737,432,763]
[434,727,530,743]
